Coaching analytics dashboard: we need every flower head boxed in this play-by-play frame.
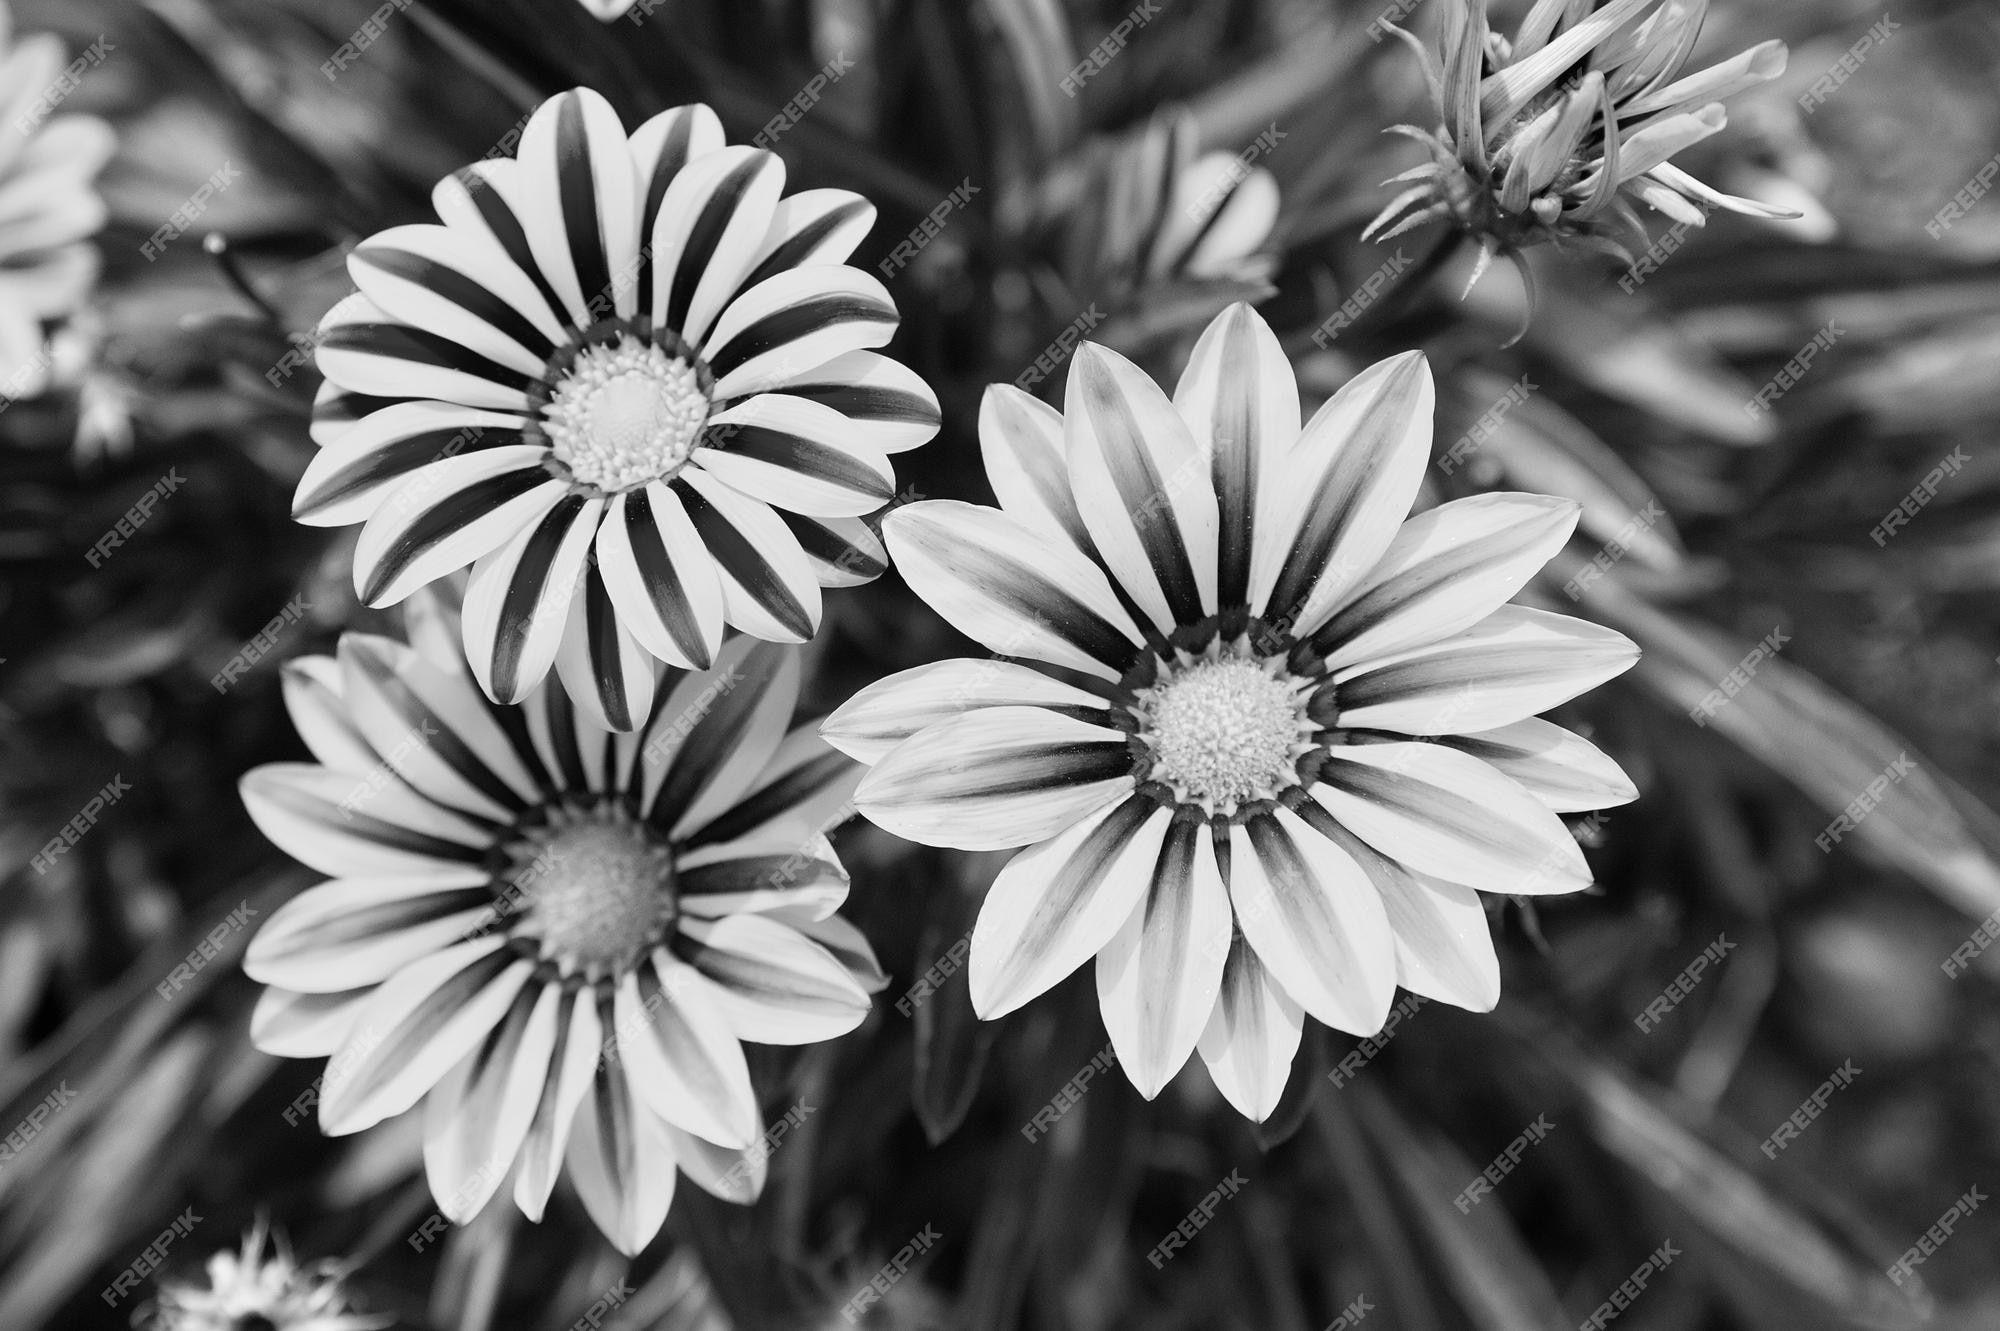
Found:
[299,88,938,724]
[144,1222,388,1331]
[240,591,883,1254]
[0,3,114,398]
[1367,0,1793,263]
[823,303,1638,1119]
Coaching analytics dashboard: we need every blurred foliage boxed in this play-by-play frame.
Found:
[7,0,2000,1327]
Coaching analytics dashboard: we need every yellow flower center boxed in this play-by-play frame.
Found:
[542,335,710,492]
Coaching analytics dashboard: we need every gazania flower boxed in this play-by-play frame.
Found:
[297,87,938,723]
[1367,0,1794,266]
[144,1222,388,1331]
[0,3,114,399]
[823,303,1638,1119]
[240,592,883,1253]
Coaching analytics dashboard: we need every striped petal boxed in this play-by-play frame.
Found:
[648,146,785,346]
[676,468,823,643]
[514,991,602,1221]
[244,871,497,994]
[1065,341,1220,632]
[614,955,760,1148]
[702,265,898,403]
[968,795,1168,1018]
[1257,352,1433,628]
[686,723,860,850]
[431,161,581,338]
[780,510,886,587]
[776,349,938,454]
[317,295,535,412]
[821,658,1110,764]
[596,481,726,671]
[566,1046,679,1255]
[293,401,531,529]
[349,223,564,376]
[665,1123,766,1205]
[239,763,489,880]
[352,446,567,608]
[1172,303,1298,610]
[630,104,728,299]
[1433,718,1637,812]
[1229,805,1397,1036]
[462,494,602,705]
[676,835,849,921]
[1095,820,1230,1099]
[555,563,661,734]
[681,914,872,1044]
[318,937,530,1136]
[856,706,1134,852]
[883,500,1147,681]
[1332,605,1640,736]
[695,394,895,517]
[1196,933,1303,1122]
[737,188,876,292]
[423,981,560,1222]
[1313,742,1592,895]
[516,88,643,326]
[642,636,800,839]
[280,657,376,774]
[1315,493,1581,665]
[979,385,1094,554]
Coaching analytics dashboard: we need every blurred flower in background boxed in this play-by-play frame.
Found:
[142,1221,389,1331]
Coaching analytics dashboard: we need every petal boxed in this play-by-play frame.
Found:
[423,981,560,1221]
[969,795,1168,1018]
[676,469,823,643]
[352,447,567,608]
[431,161,579,337]
[641,635,800,839]
[1314,492,1580,665]
[779,349,939,454]
[821,658,1111,764]
[279,657,376,774]
[1332,605,1640,736]
[1171,303,1298,610]
[239,763,489,880]
[647,146,786,346]
[555,563,661,735]
[665,1122,766,1205]
[462,494,602,705]
[1064,341,1220,632]
[316,292,535,411]
[1154,156,1279,279]
[1196,934,1303,1122]
[882,500,1147,681]
[685,723,860,851]
[244,871,498,994]
[516,88,643,326]
[676,835,849,921]
[681,914,872,1044]
[293,401,532,529]
[630,103,729,301]
[1258,352,1433,627]
[349,223,563,375]
[737,188,876,291]
[614,955,760,1148]
[1095,820,1230,1099]
[695,394,896,517]
[1229,805,1397,1035]
[1433,717,1638,812]
[979,385,1094,554]
[596,481,726,671]
[251,986,373,1059]
[566,1048,679,1255]
[779,510,887,587]
[856,706,1135,852]
[513,991,601,1221]
[702,265,899,402]
[1313,742,1593,895]
[319,938,530,1136]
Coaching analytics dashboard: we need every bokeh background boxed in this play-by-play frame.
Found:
[5,0,2000,1327]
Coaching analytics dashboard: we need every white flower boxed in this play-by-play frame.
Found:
[823,302,1638,1120]
[240,592,883,1254]
[145,1222,388,1331]
[298,88,938,726]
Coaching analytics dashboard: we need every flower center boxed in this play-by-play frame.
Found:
[503,805,675,977]
[541,334,711,493]
[1132,647,1318,817]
